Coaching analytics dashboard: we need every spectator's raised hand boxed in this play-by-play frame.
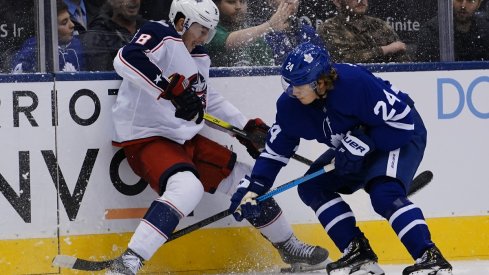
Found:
[268,1,296,32]
[381,41,407,56]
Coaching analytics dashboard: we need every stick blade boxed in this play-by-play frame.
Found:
[52,254,112,271]
[409,170,433,196]
[52,255,77,268]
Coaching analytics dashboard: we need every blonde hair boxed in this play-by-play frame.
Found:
[320,67,338,91]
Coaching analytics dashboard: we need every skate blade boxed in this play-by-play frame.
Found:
[280,258,331,273]
[407,268,452,275]
[329,261,385,275]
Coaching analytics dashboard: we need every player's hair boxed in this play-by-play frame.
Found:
[319,67,338,91]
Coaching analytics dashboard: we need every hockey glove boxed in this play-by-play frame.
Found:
[236,118,270,159]
[159,73,204,124]
[334,129,375,176]
[229,176,268,221]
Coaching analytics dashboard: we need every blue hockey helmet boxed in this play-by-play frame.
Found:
[281,42,332,86]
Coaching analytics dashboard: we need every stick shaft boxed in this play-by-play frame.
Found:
[168,163,335,242]
[203,113,313,165]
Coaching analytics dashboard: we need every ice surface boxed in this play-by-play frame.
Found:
[217,260,489,275]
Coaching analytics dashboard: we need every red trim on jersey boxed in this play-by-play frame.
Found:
[254,211,283,229]
[151,36,183,53]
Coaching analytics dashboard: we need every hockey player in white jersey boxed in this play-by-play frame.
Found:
[228,42,452,275]
[107,0,329,274]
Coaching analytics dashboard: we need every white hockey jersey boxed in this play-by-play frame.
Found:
[112,20,247,145]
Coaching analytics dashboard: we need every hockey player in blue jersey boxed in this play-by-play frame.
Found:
[229,42,452,275]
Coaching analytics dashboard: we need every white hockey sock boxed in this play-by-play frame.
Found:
[128,220,167,260]
[259,213,294,244]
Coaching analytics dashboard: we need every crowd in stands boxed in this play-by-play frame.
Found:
[1,0,488,74]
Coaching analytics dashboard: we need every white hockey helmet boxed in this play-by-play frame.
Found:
[169,0,220,43]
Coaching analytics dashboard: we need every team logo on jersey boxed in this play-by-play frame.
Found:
[190,72,208,108]
[322,116,343,147]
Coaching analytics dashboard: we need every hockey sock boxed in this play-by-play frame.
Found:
[128,199,181,260]
[128,171,204,260]
[314,193,361,251]
[369,179,433,259]
[246,198,293,243]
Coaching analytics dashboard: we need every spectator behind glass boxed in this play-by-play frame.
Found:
[86,0,109,24]
[63,0,107,34]
[416,0,489,62]
[0,0,36,73]
[139,0,172,21]
[318,0,411,63]
[81,0,146,71]
[11,0,85,73]
[64,0,89,33]
[263,0,325,65]
[206,0,294,67]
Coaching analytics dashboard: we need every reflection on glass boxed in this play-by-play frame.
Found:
[10,0,85,73]
[0,0,37,73]
[80,0,146,72]
[417,0,489,61]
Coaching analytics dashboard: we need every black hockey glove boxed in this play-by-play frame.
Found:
[334,129,375,176]
[159,73,204,124]
[236,118,270,159]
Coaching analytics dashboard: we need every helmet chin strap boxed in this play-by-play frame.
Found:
[311,81,327,99]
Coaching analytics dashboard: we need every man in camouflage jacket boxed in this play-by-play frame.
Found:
[317,0,411,63]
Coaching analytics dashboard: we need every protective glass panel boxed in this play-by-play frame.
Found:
[0,0,38,73]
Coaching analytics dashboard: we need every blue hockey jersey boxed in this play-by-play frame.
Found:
[11,37,85,73]
[252,63,417,189]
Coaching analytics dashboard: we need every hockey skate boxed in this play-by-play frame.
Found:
[326,234,384,275]
[106,248,144,275]
[402,246,452,275]
[273,234,331,273]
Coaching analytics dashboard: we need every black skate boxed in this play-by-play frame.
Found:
[326,234,384,275]
[402,246,452,275]
[106,248,144,275]
[273,234,331,273]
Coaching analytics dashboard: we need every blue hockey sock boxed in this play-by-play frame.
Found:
[369,180,433,259]
[315,194,362,251]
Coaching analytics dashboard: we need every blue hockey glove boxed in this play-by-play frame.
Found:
[334,129,375,176]
[229,176,268,221]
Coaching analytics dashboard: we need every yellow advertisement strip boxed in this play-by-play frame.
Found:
[1,215,488,274]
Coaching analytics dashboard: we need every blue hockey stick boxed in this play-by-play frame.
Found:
[169,162,335,241]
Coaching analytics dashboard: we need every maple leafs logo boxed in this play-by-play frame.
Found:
[303,53,313,63]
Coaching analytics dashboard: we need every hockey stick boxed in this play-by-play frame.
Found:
[52,163,335,271]
[203,113,313,165]
[52,170,434,272]
[168,170,432,241]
